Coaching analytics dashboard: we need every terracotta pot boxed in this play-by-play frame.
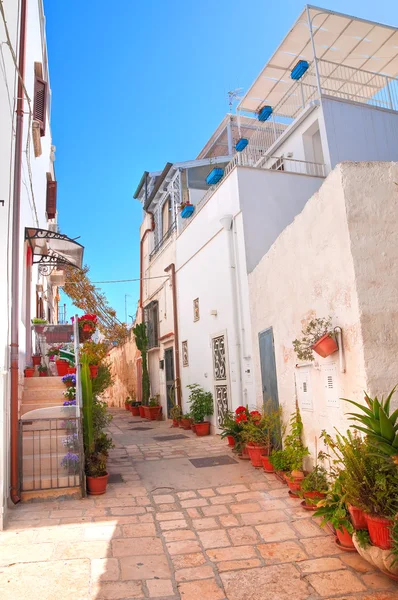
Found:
[125,402,130,411]
[143,406,151,419]
[180,418,192,430]
[247,444,268,467]
[348,505,368,530]
[56,360,69,377]
[195,421,210,436]
[290,470,305,481]
[139,405,146,418]
[238,444,250,460]
[365,514,393,550]
[191,423,197,433]
[286,476,302,495]
[67,367,76,374]
[227,436,235,447]
[172,419,179,427]
[87,473,109,496]
[312,334,338,358]
[303,490,327,506]
[39,371,48,377]
[148,406,161,421]
[131,406,140,417]
[261,455,274,472]
[336,527,355,548]
[89,365,99,379]
[32,355,41,366]
[24,368,35,378]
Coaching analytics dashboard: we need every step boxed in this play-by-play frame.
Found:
[21,403,65,415]
[24,376,65,389]
[22,389,66,402]
[21,487,82,502]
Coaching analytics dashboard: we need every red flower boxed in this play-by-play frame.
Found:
[235,406,247,415]
[236,414,248,424]
[250,410,262,422]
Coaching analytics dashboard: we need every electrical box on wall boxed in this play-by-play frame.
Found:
[295,368,313,411]
[321,363,339,408]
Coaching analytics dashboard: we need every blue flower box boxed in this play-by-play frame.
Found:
[235,138,248,152]
[291,60,309,80]
[258,105,273,122]
[206,168,224,185]
[181,204,194,218]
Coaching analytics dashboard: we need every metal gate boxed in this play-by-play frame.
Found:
[212,333,230,427]
[164,348,175,418]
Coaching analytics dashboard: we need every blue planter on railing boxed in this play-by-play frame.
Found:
[181,204,194,218]
[206,168,224,185]
[291,60,309,80]
[258,105,273,122]
[235,138,248,152]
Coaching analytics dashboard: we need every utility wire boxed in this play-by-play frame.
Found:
[65,275,169,285]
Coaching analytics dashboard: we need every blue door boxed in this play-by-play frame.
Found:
[258,327,279,410]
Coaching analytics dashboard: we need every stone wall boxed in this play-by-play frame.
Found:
[103,330,138,407]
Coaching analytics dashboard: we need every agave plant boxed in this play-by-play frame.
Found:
[343,387,398,463]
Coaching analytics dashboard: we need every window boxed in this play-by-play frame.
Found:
[46,176,57,219]
[144,301,159,349]
[33,63,47,137]
[162,197,171,237]
[182,341,189,367]
[193,298,199,322]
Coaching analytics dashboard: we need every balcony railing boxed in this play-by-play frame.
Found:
[150,221,176,261]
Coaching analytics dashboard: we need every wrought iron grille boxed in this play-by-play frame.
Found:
[212,335,226,380]
[182,341,189,367]
[215,385,229,427]
[144,301,159,349]
[19,416,84,492]
[150,221,176,261]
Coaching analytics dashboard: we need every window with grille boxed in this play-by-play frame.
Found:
[144,301,159,349]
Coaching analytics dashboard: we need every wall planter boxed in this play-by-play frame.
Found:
[67,367,77,375]
[235,138,248,152]
[336,527,356,550]
[89,365,99,379]
[148,406,162,420]
[227,435,235,447]
[181,205,195,218]
[24,367,35,378]
[32,354,41,366]
[258,105,273,121]
[56,359,69,377]
[247,443,269,467]
[131,406,140,417]
[180,418,192,430]
[87,473,109,496]
[312,334,338,358]
[348,505,367,530]
[261,455,274,472]
[139,405,146,418]
[195,422,210,436]
[365,514,393,549]
[206,168,224,186]
[291,60,309,80]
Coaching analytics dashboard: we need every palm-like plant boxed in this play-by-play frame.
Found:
[343,387,398,463]
[133,323,150,406]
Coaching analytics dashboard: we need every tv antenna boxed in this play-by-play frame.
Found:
[228,88,244,113]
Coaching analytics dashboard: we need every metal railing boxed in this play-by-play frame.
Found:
[19,414,83,492]
[150,221,176,260]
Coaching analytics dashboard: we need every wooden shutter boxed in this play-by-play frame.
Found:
[46,180,57,219]
[33,76,47,136]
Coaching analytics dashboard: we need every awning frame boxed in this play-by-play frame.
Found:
[25,227,84,275]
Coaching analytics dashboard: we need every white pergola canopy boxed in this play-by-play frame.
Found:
[239,5,398,113]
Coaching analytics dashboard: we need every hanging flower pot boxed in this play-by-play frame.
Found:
[227,436,235,447]
[365,514,393,550]
[89,365,99,379]
[312,334,338,358]
[261,454,274,472]
[348,505,368,530]
[87,473,109,496]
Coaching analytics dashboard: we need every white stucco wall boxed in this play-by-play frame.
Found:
[248,165,368,462]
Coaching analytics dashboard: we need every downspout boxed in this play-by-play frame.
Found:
[220,215,243,406]
[10,0,28,505]
[164,264,181,409]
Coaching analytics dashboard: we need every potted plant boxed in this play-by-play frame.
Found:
[241,411,271,467]
[180,413,192,430]
[125,398,132,411]
[63,387,76,401]
[86,432,114,495]
[62,374,76,388]
[269,449,291,480]
[188,383,214,436]
[147,396,162,420]
[281,405,309,495]
[220,411,241,447]
[231,406,251,459]
[170,404,182,427]
[47,346,61,361]
[24,365,35,378]
[38,364,49,377]
[133,323,150,418]
[293,316,338,361]
[78,314,97,341]
[131,401,141,417]
[315,478,356,550]
[300,463,329,509]
[31,317,47,334]
[67,366,76,374]
[32,353,42,366]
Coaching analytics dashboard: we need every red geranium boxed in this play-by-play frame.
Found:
[250,410,262,422]
[235,406,247,415]
[78,314,97,323]
[236,413,248,424]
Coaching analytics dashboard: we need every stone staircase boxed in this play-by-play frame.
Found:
[20,376,81,498]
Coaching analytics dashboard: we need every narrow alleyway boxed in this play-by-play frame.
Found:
[0,410,396,600]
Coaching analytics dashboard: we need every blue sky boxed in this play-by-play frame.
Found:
[45,0,397,322]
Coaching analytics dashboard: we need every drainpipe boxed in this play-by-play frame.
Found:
[220,215,243,406]
[10,0,28,505]
[164,264,181,409]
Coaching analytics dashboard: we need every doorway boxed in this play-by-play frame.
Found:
[258,327,279,410]
[164,347,175,418]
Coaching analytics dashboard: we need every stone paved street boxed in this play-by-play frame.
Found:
[1,409,397,600]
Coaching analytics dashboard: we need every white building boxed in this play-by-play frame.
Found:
[0,0,83,528]
[135,5,398,439]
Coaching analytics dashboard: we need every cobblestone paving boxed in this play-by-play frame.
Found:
[0,409,397,599]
